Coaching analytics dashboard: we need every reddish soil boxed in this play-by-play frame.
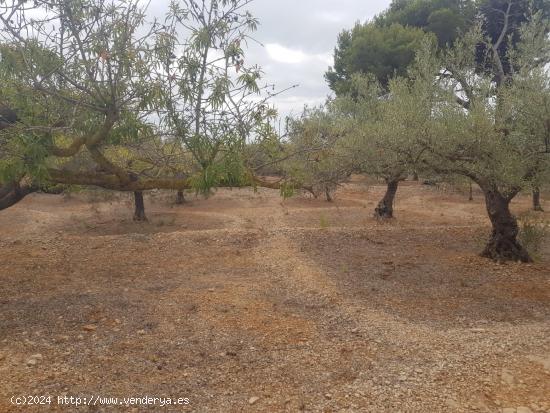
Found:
[0,180,549,412]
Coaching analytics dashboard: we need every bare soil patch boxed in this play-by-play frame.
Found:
[0,182,549,412]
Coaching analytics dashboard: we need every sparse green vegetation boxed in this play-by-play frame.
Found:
[518,214,549,261]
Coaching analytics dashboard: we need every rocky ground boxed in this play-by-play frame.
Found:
[0,180,549,412]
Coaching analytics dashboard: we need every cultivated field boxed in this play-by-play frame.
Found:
[0,179,549,412]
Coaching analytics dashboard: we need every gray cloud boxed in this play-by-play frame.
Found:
[245,0,391,118]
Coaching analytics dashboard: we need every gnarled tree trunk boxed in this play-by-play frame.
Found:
[176,190,185,205]
[0,182,36,210]
[480,188,531,262]
[533,188,543,212]
[133,191,147,221]
[375,179,399,218]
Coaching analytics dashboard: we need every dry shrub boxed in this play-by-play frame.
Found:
[518,213,549,261]
[155,215,176,227]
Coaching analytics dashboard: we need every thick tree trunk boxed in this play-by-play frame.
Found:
[480,189,531,262]
[176,190,185,205]
[412,171,419,181]
[0,182,36,210]
[325,186,333,202]
[375,179,399,218]
[133,191,147,221]
[533,188,543,212]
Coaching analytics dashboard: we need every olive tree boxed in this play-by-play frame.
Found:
[418,13,550,262]
[336,72,431,218]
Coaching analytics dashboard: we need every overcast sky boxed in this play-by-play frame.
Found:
[244,0,391,118]
[148,0,392,120]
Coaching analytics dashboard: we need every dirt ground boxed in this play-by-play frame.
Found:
[0,179,549,412]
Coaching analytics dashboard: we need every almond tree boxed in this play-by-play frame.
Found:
[0,0,283,217]
[282,106,354,202]
[0,0,173,214]
[149,0,285,198]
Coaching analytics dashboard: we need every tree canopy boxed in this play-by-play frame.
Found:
[325,23,427,93]
[376,0,474,47]
[326,0,550,95]
[0,0,283,212]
